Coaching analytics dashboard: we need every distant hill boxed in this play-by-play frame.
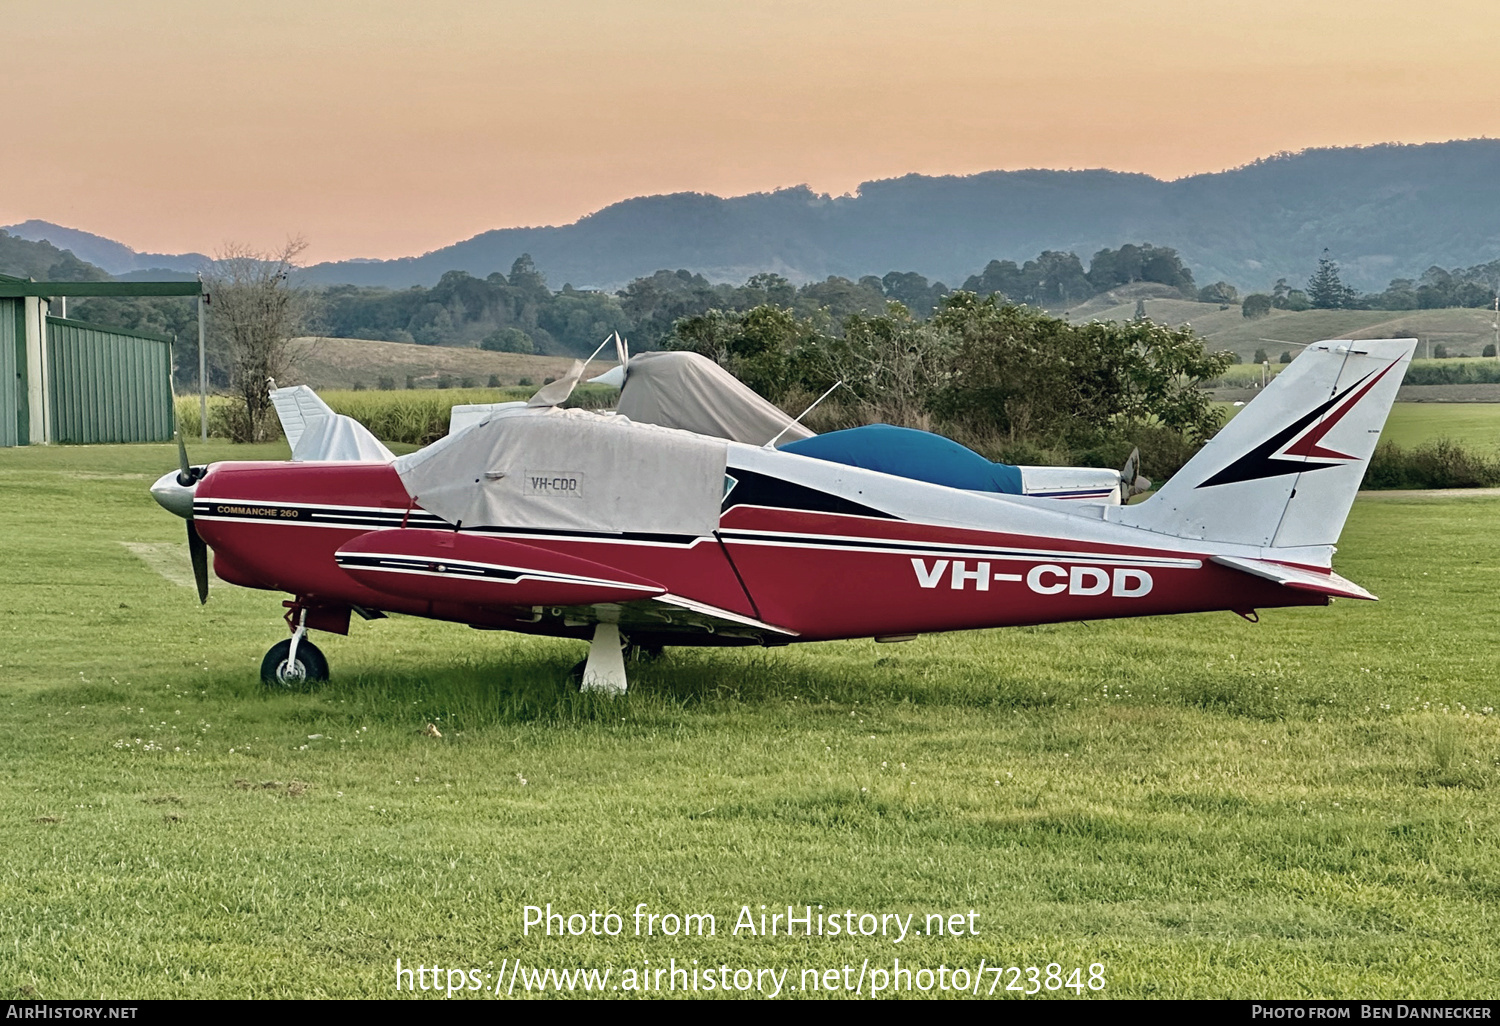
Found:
[289,140,1500,292]
[0,230,111,281]
[0,220,207,276]
[15,140,1500,294]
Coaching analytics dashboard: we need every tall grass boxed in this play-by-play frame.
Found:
[175,385,616,445]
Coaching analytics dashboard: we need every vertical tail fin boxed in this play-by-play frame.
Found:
[1115,338,1415,558]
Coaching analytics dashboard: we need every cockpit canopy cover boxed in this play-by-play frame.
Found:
[781,425,1024,494]
[394,406,728,536]
[615,351,814,447]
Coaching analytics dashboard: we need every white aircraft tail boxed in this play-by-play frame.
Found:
[1115,338,1415,558]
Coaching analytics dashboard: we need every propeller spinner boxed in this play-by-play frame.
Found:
[150,430,211,603]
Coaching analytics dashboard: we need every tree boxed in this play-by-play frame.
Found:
[1242,293,1273,319]
[481,327,535,354]
[1306,250,1357,309]
[205,238,311,442]
[1253,349,1269,364]
[1198,281,1239,305]
[1279,350,1293,364]
[928,293,1231,444]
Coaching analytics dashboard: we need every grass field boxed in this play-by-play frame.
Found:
[175,385,617,446]
[284,337,611,391]
[1215,401,1500,459]
[1065,296,1500,364]
[3,442,1500,999]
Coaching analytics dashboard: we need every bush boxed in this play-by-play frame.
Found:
[1364,439,1500,489]
[488,374,502,387]
[1279,350,1292,364]
[378,376,396,391]
[1485,344,1497,358]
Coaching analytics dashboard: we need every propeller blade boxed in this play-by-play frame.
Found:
[187,520,210,604]
[1118,448,1152,500]
[176,427,194,485]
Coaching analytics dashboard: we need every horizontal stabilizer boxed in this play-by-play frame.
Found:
[270,384,394,462]
[1210,555,1376,601]
[335,530,665,607]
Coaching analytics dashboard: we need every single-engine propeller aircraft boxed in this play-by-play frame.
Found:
[151,337,1416,693]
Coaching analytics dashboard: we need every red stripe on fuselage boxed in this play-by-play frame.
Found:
[717,506,1325,640]
[192,461,760,621]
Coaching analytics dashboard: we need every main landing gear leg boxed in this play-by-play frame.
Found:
[581,622,628,695]
[286,606,307,670]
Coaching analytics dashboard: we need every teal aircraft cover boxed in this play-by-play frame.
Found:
[780,424,1024,494]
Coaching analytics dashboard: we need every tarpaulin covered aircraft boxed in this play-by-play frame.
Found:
[151,338,1416,693]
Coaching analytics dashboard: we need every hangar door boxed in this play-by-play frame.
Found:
[1,297,23,447]
[46,317,175,444]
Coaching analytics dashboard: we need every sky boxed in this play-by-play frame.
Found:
[3,0,1498,263]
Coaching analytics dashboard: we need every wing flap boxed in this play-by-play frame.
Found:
[1210,554,1376,601]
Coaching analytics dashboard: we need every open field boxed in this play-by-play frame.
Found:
[1382,404,1500,457]
[175,385,616,446]
[1066,298,1500,364]
[1215,400,1500,459]
[2,443,1500,998]
[283,336,614,391]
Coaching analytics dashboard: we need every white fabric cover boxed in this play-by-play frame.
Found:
[449,401,526,436]
[394,406,728,536]
[270,384,395,463]
[615,351,814,446]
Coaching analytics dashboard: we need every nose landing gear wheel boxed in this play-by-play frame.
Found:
[261,638,330,688]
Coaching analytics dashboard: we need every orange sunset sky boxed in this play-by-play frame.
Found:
[3,0,1498,264]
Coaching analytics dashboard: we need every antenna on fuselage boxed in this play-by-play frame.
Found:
[763,380,847,448]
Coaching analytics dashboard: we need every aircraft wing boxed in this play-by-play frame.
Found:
[335,530,667,607]
[334,528,798,640]
[1209,555,1376,601]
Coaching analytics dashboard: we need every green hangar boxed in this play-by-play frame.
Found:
[1,275,203,446]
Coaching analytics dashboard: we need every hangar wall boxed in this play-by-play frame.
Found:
[45,317,175,444]
[0,303,175,446]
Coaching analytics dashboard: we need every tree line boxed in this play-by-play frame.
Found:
[1242,251,1500,318]
[300,242,1217,356]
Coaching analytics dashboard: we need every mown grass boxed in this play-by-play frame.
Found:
[2,444,1499,998]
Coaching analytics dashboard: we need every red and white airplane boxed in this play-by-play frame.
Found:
[151,338,1415,692]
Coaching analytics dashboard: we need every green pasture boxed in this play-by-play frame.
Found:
[1213,397,1500,460]
[1071,299,1500,363]
[2,443,1499,999]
